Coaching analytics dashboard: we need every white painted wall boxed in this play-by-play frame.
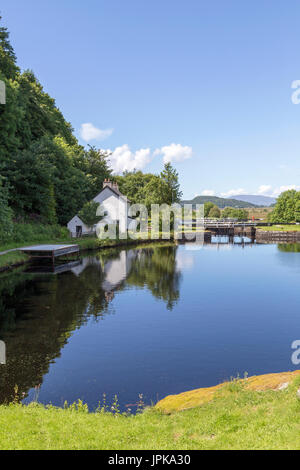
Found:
[67,215,91,236]
[94,187,129,231]
[67,186,137,236]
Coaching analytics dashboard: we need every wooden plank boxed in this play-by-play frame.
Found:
[20,244,79,259]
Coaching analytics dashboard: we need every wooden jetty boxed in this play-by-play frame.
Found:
[20,244,79,263]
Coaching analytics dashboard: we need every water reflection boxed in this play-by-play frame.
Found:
[126,246,180,310]
[276,243,300,274]
[1,240,300,409]
[0,244,179,404]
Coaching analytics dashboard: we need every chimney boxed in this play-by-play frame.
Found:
[103,178,113,189]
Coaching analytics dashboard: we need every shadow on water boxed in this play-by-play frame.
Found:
[0,244,180,405]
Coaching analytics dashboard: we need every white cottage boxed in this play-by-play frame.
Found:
[67,179,136,237]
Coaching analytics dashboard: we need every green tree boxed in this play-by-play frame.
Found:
[79,146,112,200]
[0,17,187,229]
[38,137,89,225]
[208,205,221,218]
[78,201,101,229]
[269,190,300,223]
[46,183,57,225]
[294,198,300,223]
[222,207,248,220]
[160,163,182,205]
[0,178,13,242]
[4,136,89,224]
[3,145,54,221]
[0,75,23,163]
[16,70,76,148]
[144,175,166,209]
[115,171,153,204]
[0,16,19,80]
[204,202,215,217]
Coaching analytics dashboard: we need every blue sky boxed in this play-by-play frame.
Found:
[2,0,300,199]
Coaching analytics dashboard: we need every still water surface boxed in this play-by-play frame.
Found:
[0,240,300,410]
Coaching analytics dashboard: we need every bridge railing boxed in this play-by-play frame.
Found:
[204,219,256,226]
[181,218,257,227]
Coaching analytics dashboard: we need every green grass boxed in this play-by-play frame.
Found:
[0,230,176,253]
[0,251,29,270]
[2,376,300,450]
[259,225,300,231]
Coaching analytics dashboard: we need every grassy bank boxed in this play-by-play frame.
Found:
[0,223,70,251]
[0,235,175,254]
[0,224,177,271]
[0,251,29,271]
[1,371,300,450]
[0,223,176,252]
[259,224,300,231]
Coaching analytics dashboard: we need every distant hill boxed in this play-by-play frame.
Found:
[230,195,276,206]
[180,195,258,209]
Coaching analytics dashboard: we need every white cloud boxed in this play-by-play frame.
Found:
[218,185,300,199]
[80,123,113,142]
[102,141,193,174]
[154,143,193,164]
[256,185,272,195]
[220,188,246,198]
[201,189,215,196]
[107,144,151,174]
[272,185,300,197]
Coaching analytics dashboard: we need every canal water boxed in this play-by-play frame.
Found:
[0,240,300,411]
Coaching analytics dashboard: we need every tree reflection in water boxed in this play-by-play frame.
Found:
[0,244,181,403]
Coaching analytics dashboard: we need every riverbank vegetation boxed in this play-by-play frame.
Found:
[0,223,69,251]
[0,251,28,270]
[0,17,182,242]
[1,371,300,450]
[259,224,300,232]
[0,229,178,271]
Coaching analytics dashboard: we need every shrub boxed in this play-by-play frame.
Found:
[0,222,69,245]
[0,179,13,242]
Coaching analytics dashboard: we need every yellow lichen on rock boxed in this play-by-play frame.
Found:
[245,370,300,391]
[156,370,300,413]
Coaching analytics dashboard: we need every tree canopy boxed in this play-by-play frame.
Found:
[115,163,182,210]
[78,201,101,228]
[222,207,248,220]
[0,17,111,227]
[208,205,221,218]
[0,16,182,234]
[269,190,300,223]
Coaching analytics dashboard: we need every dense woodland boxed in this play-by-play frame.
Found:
[0,16,297,245]
[0,17,182,243]
[0,17,109,233]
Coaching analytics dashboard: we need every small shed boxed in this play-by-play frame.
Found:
[67,215,91,238]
